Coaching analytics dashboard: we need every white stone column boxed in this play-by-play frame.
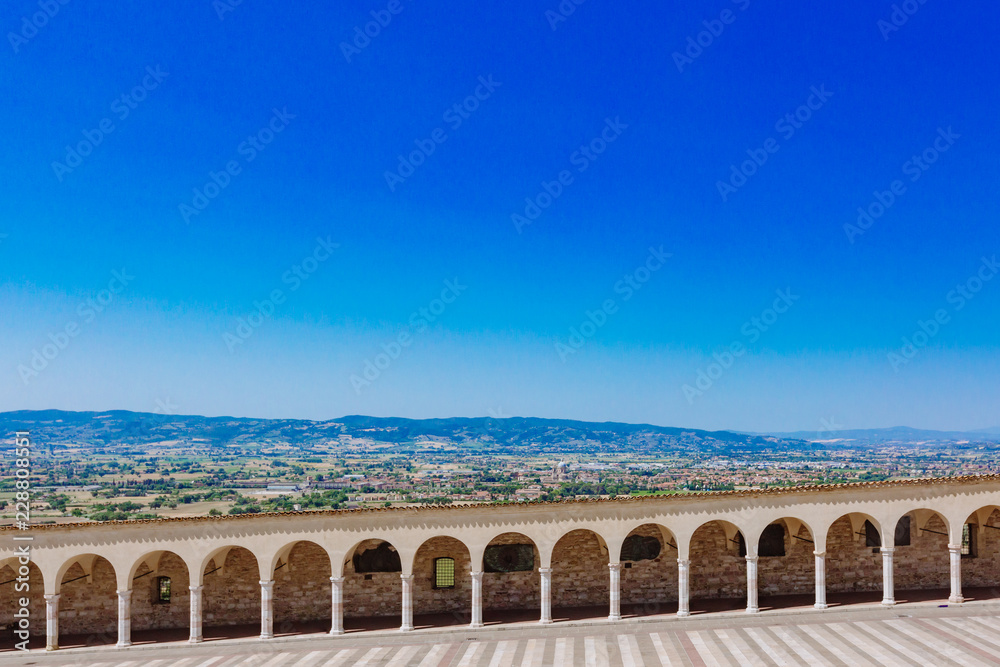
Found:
[814,551,828,609]
[608,562,622,621]
[745,555,759,613]
[44,593,59,651]
[677,559,691,617]
[400,574,414,631]
[881,547,895,606]
[116,589,132,648]
[259,579,275,639]
[189,585,204,643]
[470,571,484,628]
[329,576,345,635]
[948,544,964,604]
[539,567,553,624]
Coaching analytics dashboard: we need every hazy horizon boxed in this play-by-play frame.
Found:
[3,2,998,432]
[4,406,999,437]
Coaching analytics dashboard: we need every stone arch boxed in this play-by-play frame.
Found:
[128,550,191,634]
[551,528,610,611]
[54,553,117,644]
[201,546,260,632]
[891,508,950,593]
[826,512,884,595]
[0,559,45,646]
[755,518,816,598]
[961,505,1000,594]
[481,532,540,620]
[412,535,472,624]
[272,541,332,635]
[342,539,402,619]
[619,523,678,617]
[689,520,747,604]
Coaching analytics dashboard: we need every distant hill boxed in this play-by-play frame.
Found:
[766,425,1000,444]
[4,410,995,456]
[0,409,804,456]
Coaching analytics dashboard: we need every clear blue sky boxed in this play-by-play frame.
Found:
[2,1,998,432]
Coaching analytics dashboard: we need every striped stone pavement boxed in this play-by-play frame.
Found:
[61,614,1000,666]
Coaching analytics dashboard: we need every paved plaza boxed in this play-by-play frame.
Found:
[7,598,1000,666]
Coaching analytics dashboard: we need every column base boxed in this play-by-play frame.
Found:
[539,618,553,625]
[469,622,484,629]
[676,611,690,618]
[746,607,759,614]
[400,624,414,632]
[948,596,964,604]
[608,614,621,622]
[116,641,132,648]
[46,645,58,652]
[260,633,274,640]
[329,628,345,636]
[880,599,895,607]
[189,636,204,644]
[813,603,828,610]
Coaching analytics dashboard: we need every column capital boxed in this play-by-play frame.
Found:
[538,567,552,574]
[471,571,484,581]
[948,543,962,553]
[259,579,275,588]
[189,585,204,593]
[608,562,623,571]
[44,593,60,602]
[677,559,690,567]
[813,551,827,557]
[880,547,895,556]
[400,573,414,581]
[745,554,758,563]
[330,576,345,584]
[116,588,132,598]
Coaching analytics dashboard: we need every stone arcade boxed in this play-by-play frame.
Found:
[4,475,1000,651]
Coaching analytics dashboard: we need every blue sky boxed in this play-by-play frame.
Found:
[2,1,998,431]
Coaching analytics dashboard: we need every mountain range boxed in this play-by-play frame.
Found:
[2,410,998,456]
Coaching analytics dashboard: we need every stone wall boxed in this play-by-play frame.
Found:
[825,515,882,593]
[620,524,677,611]
[59,557,117,639]
[690,522,746,600]
[202,547,260,627]
[131,551,190,632]
[0,562,45,639]
[552,530,607,608]
[274,541,332,629]
[962,509,1000,590]
[412,536,471,617]
[895,513,950,590]
[759,522,815,596]
[482,533,540,612]
[344,539,401,618]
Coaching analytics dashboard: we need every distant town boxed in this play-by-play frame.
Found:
[3,411,999,524]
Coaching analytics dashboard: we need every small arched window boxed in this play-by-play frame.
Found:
[434,557,455,589]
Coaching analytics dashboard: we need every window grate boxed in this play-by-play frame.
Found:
[434,557,455,588]
[157,576,171,603]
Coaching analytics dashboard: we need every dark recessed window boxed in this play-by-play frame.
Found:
[484,544,534,573]
[157,576,171,603]
[354,542,402,573]
[894,516,911,546]
[621,535,661,562]
[736,532,747,557]
[759,524,786,557]
[434,557,455,589]
[864,520,881,548]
